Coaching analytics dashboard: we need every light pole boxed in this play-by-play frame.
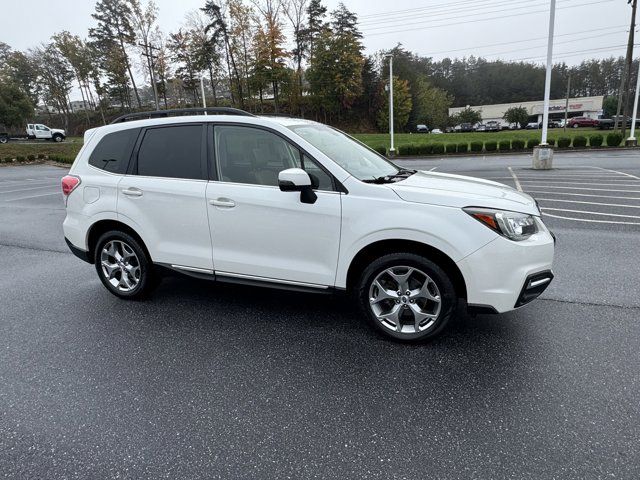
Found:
[533,0,556,170]
[627,60,640,146]
[540,0,556,146]
[201,76,207,113]
[385,54,395,156]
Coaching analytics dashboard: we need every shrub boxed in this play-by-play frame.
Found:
[546,138,556,147]
[37,153,45,159]
[397,144,413,156]
[373,146,387,156]
[527,138,540,149]
[498,140,511,151]
[557,137,571,148]
[4,157,12,163]
[470,141,483,152]
[484,140,497,151]
[589,133,604,147]
[572,135,587,148]
[27,154,36,161]
[16,156,26,162]
[511,139,525,150]
[417,143,433,155]
[445,143,457,154]
[606,132,623,147]
[432,143,445,154]
[457,142,468,153]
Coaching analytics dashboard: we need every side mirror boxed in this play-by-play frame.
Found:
[278,168,317,204]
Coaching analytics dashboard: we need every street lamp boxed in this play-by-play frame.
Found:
[385,54,395,156]
[626,60,640,146]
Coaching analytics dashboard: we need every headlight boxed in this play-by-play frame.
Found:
[464,207,538,241]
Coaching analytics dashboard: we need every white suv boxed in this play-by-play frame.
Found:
[62,108,555,342]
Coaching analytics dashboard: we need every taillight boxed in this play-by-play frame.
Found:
[61,175,81,197]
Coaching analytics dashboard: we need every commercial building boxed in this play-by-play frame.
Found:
[449,95,604,127]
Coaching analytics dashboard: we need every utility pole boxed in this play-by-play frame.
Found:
[615,0,637,135]
[563,74,571,133]
[386,54,395,156]
[139,42,160,111]
[540,0,556,146]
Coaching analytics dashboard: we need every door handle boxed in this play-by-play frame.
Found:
[122,188,143,197]
[209,198,236,208]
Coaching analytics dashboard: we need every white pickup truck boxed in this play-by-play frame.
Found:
[26,123,66,142]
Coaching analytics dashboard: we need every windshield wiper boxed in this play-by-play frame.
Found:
[363,169,417,184]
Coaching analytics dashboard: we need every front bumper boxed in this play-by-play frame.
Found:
[457,223,555,313]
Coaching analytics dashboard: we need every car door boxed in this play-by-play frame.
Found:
[118,123,213,272]
[206,124,342,287]
[35,124,50,139]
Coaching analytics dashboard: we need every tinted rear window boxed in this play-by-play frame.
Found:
[88,128,139,174]
[136,125,202,179]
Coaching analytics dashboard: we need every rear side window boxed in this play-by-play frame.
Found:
[89,128,139,174]
[136,125,203,179]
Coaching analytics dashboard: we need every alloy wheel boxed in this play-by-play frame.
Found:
[100,240,141,292]
[368,266,442,335]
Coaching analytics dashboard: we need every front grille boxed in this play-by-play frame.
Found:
[515,270,554,307]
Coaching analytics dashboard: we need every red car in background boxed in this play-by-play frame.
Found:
[567,116,599,128]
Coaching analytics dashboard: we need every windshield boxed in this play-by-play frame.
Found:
[287,123,399,181]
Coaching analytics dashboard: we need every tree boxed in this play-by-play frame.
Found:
[31,43,75,126]
[168,29,201,104]
[452,107,482,125]
[90,0,142,108]
[282,0,308,112]
[187,9,223,106]
[130,0,160,108]
[603,96,618,117]
[377,76,412,132]
[305,0,327,62]
[413,75,452,129]
[0,80,33,128]
[503,106,529,128]
[202,0,244,107]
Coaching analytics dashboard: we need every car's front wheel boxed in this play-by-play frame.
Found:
[94,231,156,299]
[356,253,457,342]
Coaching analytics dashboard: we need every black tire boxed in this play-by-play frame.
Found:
[355,253,457,342]
[94,230,157,299]
[53,134,64,142]
[0,136,7,144]
[572,123,579,128]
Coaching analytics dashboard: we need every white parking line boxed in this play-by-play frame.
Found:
[522,185,640,193]
[527,190,640,200]
[520,181,640,187]
[542,207,640,219]
[542,211,640,225]
[0,185,59,194]
[3,192,61,202]
[588,166,640,180]
[537,198,640,208]
[508,167,522,191]
[428,166,438,171]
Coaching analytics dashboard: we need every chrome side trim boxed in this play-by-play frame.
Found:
[529,277,551,288]
[170,264,214,275]
[216,271,329,289]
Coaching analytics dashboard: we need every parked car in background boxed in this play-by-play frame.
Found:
[485,121,501,132]
[475,124,486,132]
[26,123,66,142]
[431,128,443,134]
[458,123,474,132]
[567,116,598,128]
[596,115,640,130]
[62,108,554,342]
[416,124,429,133]
[538,120,560,129]
[525,122,539,130]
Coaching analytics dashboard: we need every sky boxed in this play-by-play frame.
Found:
[1,0,633,100]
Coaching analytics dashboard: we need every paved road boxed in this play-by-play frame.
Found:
[1,154,640,479]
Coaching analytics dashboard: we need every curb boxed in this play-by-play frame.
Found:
[387,146,639,160]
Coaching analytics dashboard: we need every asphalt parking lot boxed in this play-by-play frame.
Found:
[1,151,640,479]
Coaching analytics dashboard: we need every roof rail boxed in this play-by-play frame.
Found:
[110,107,256,124]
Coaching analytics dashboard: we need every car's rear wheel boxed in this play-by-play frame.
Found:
[573,123,579,128]
[356,253,457,342]
[53,134,63,142]
[94,231,156,299]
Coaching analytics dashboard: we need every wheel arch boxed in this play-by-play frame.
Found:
[345,239,467,300]
[86,219,151,264]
